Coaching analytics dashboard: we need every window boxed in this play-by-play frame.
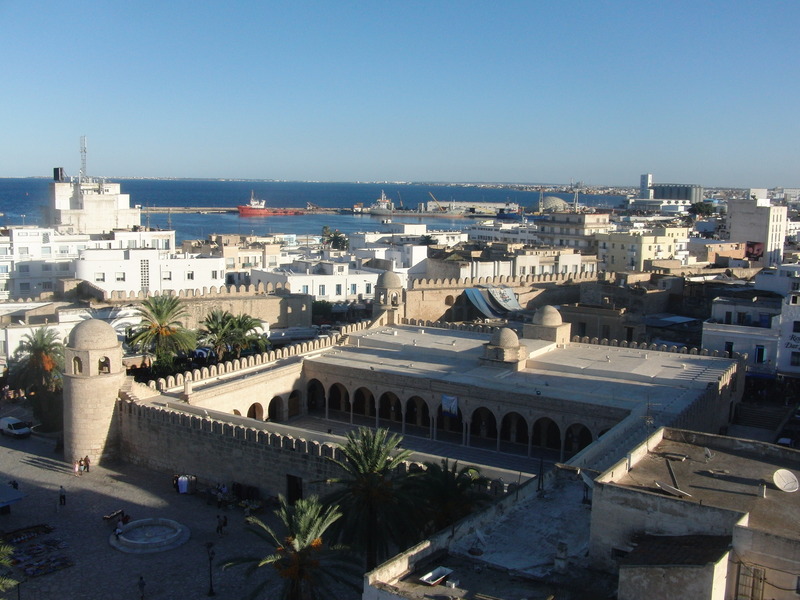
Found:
[59,263,70,271]
[755,345,766,364]
[365,283,372,294]
[41,247,51,256]
[301,285,309,294]
[186,271,194,280]
[318,285,326,296]
[115,272,125,282]
[724,341,734,355]
[162,271,172,281]
[94,273,105,282]
[59,246,69,255]
[42,281,53,291]
[335,284,342,295]
[42,264,52,272]
[19,282,30,292]
[211,270,219,279]
[18,265,29,273]
[18,247,29,255]
[792,352,800,367]
[0,266,8,274]
[350,284,357,295]
[794,321,800,333]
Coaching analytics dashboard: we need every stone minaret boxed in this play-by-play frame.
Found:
[374,270,404,325]
[63,319,126,465]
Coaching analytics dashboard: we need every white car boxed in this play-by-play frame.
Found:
[0,417,31,438]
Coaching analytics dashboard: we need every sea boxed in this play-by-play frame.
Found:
[0,178,627,243]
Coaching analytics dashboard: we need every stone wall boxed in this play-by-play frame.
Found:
[405,272,597,321]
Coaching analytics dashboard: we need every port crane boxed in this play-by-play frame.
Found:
[428,191,446,212]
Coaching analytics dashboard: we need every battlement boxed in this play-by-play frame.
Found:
[98,281,290,302]
[568,334,749,362]
[409,270,600,290]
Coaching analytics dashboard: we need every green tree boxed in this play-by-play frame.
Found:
[129,295,196,374]
[228,313,268,358]
[323,427,417,571]
[223,495,362,600]
[197,308,234,362]
[688,202,714,218]
[9,326,64,393]
[409,459,490,536]
[0,541,18,594]
[418,234,437,246]
[325,229,349,250]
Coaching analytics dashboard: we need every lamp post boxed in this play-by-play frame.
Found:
[206,541,216,596]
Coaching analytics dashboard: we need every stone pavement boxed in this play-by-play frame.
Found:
[0,433,299,600]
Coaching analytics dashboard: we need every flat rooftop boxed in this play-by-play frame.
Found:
[310,325,737,414]
[612,432,800,538]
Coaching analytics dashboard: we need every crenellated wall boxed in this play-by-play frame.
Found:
[405,271,598,322]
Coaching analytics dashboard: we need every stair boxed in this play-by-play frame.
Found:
[734,403,790,431]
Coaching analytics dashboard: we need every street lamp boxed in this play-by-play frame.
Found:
[206,541,216,596]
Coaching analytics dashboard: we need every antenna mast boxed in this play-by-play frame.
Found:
[79,136,88,182]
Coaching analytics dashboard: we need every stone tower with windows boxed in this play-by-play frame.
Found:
[374,270,404,325]
[63,319,126,465]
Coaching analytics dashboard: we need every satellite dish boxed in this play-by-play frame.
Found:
[655,480,693,498]
[773,469,799,493]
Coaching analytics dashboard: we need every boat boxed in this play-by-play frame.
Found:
[365,190,395,216]
[237,191,305,217]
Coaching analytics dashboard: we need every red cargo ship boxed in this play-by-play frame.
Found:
[237,191,305,217]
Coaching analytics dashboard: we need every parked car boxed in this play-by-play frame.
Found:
[0,417,31,438]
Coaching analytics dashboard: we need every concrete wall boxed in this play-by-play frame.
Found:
[618,559,728,600]
[732,526,800,600]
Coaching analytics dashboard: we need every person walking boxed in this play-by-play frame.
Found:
[73,460,80,477]
[83,455,90,473]
[138,575,145,600]
[216,515,223,536]
[59,486,66,506]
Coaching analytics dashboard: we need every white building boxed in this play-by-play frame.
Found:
[348,222,467,249]
[75,248,226,296]
[0,227,176,300]
[465,221,542,245]
[47,167,141,234]
[251,261,381,303]
[701,265,800,378]
[726,192,787,267]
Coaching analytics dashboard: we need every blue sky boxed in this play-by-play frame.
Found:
[2,1,798,187]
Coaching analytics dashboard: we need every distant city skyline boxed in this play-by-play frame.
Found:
[2,1,798,188]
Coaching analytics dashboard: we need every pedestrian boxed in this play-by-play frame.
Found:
[216,515,223,536]
[83,455,90,473]
[79,458,85,473]
[73,460,80,477]
[138,575,145,600]
[59,486,66,506]
[222,515,228,535]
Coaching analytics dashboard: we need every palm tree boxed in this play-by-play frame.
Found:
[228,313,268,359]
[324,229,348,250]
[323,427,418,571]
[129,295,195,373]
[198,308,234,362]
[418,234,437,246]
[9,326,64,393]
[0,541,18,594]
[223,495,361,600]
[410,459,491,536]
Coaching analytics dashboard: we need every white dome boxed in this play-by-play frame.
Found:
[376,270,402,289]
[68,319,119,350]
[489,327,519,349]
[541,196,570,212]
[532,306,562,327]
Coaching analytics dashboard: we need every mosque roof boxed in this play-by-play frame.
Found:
[68,319,119,350]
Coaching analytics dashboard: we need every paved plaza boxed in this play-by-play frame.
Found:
[0,432,288,600]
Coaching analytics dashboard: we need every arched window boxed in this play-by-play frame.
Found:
[72,357,83,375]
[98,357,111,374]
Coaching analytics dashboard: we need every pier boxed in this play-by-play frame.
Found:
[138,206,347,215]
